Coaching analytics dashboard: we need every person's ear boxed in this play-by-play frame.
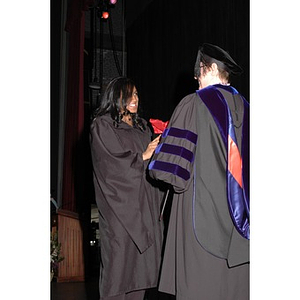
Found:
[211,63,219,76]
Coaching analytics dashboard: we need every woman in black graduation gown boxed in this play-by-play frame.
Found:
[90,77,164,300]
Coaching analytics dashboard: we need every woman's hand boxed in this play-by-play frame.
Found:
[142,135,161,161]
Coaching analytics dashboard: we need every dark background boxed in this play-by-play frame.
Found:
[50,0,249,280]
[126,0,249,121]
[51,0,249,202]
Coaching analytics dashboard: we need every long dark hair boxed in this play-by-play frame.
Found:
[93,77,145,131]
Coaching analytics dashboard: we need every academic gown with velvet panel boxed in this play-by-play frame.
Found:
[90,115,164,298]
[149,84,250,300]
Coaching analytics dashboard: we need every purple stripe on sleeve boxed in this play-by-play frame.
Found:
[156,143,195,163]
[149,160,190,181]
[162,127,198,144]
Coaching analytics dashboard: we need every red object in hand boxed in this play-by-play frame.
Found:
[149,118,169,134]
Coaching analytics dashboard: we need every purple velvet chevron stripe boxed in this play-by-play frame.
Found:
[155,143,195,163]
[149,160,190,181]
[162,127,198,144]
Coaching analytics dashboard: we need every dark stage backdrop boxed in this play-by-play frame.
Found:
[126,0,249,122]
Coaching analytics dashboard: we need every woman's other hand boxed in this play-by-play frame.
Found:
[142,135,161,161]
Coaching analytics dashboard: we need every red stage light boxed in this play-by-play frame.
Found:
[109,0,117,4]
[102,11,109,19]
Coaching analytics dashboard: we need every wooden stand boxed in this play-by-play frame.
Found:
[52,209,86,282]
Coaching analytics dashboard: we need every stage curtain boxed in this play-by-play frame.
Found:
[62,0,93,212]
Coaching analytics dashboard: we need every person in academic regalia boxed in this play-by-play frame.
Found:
[90,77,164,300]
[149,43,250,300]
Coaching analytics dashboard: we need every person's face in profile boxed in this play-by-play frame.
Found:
[197,63,211,90]
[125,86,139,114]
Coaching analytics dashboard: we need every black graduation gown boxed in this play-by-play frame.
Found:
[149,85,249,300]
[90,115,164,298]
